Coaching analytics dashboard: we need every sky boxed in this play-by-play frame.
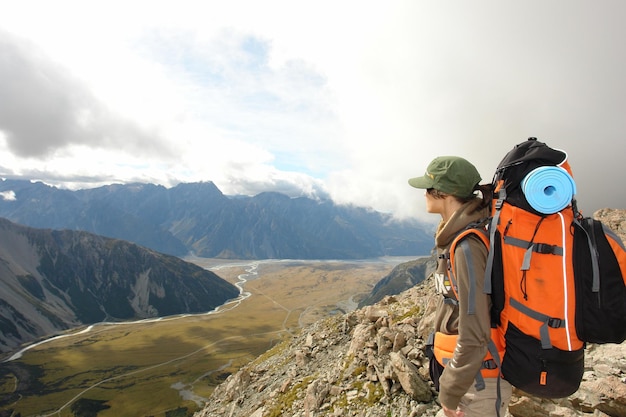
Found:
[1,1,625,223]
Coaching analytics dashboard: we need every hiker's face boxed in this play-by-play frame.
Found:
[425,188,445,214]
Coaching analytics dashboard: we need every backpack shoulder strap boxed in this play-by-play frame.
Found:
[450,225,490,260]
[449,226,490,315]
[484,187,505,295]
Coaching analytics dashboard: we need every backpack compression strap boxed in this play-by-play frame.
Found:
[487,338,503,417]
[508,298,566,349]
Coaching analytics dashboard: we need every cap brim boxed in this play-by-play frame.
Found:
[408,176,433,189]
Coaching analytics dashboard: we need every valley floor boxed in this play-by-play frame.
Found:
[0,257,414,417]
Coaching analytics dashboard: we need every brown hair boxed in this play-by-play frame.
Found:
[426,188,449,199]
[445,183,494,211]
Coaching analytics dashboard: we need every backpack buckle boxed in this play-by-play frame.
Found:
[482,359,498,370]
[535,243,556,254]
[443,297,459,306]
[548,318,564,328]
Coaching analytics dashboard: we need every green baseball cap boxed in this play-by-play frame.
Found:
[408,156,481,198]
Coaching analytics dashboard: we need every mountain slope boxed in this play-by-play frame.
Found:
[196,209,626,417]
[358,254,436,307]
[0,218,239,354]
[0,179,434,259]
[197,275,626,417]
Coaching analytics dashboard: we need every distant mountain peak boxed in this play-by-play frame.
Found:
[0,178,433,259]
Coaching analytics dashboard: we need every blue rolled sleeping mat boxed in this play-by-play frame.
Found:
[521,166,577,214]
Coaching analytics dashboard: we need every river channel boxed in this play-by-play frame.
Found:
[4,256,414,363]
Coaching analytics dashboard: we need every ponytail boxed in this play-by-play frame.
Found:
[455,183,493,211]
[476,183,494,210]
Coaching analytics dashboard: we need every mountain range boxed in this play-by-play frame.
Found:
[0,217,239,354]
[0,179,434,259]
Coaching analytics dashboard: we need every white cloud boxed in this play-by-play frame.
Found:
[1,0,625,223]
[0,190,16,201]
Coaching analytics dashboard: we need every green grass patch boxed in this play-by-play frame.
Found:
[266,375,316,417]
[393,305,422,323]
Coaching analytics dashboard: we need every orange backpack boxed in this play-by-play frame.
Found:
[484,138,626,398]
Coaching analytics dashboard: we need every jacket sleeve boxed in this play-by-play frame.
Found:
[437,235,492,410]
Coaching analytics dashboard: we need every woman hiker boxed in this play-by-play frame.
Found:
[408,156,512,417]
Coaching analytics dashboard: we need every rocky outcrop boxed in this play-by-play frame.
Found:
[195,209,626,417]
[196,280,440,417]
[594,208,626,243]
[358,256,436,308]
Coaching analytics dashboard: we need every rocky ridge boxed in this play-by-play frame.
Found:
[195,209,626,417]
